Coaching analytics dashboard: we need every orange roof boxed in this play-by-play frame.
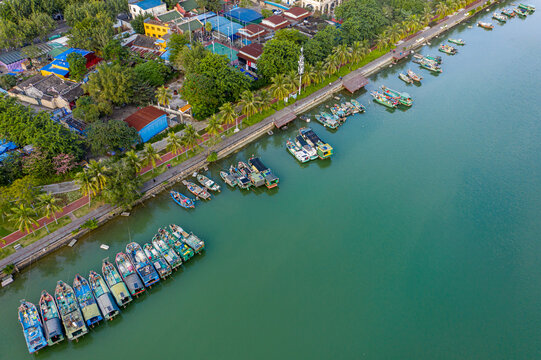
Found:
[124,106,168,131]
[180,104,192,112]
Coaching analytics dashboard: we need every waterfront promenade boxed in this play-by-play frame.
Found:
[0,0,489,275]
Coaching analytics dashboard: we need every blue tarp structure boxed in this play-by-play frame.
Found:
[205,16,244,39]
[54,48,91,61]
[195,11,217,22]
[224,7,263,25]
[0,140,18,162]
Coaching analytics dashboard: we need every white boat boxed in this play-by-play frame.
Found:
[286,140,310,163]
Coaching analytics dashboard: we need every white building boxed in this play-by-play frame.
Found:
[129,0,167,18]
[300,0,343,14]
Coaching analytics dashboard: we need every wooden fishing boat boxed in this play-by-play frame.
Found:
[18,300,48,354]
[196,173,220,192]
[89,271,120,320]
[54,281,88,341]
[239,161,265,187]
[102,258,133,306]
[249,157,279,189]
[143,243,172,280]
[423,54,442,64]
[345,102,359,114]
[73,274,103,327]
[299,127,333,159]
[170,190,195,209]
[518,3,535,12]
[286,139,310,163]
[448,38,465,45]
[492,12,507,22]
[126,242,160,287]
[381,86,413,107]
[478,21,494,29]
[407,69,423,82]
[370,90,398,108]
[39,291,65,346]
[159,227,194,262]
[295,135,318,160]
[183,180,211,200]
[220,170,237,187]
[501,8,515,17]
[514,7,527,16]
[315,112,339,129]
[419,60,443,73]
[152,234,183,270]
[229,165,251,189]
[439,44,457,55]
[115,252,145,296]
[350,99,366,112]
[399,73,413,84]
[169,224,205,254]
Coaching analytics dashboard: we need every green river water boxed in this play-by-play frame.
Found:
[2,5,541,359]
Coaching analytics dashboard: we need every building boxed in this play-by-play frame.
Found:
[283,6,311,22]
[128,34,165,57]
[124,106,169,143]
[237,24,267,43]
[224,7,263,25]
[237,43,263,72]
[129,0,167,18]
[260,15,290,31]
[40,48,100,79]
[144,10,183,38]
[300,0,343,14]
[0,44,52,71]
[175,0,200,16]
[8,74,83,110]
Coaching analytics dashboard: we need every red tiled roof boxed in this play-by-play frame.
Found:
[283,6,311,20]
[238,23,267,37]
[124,106,167,131]
[238,43,263,61]
[262,15,289,29]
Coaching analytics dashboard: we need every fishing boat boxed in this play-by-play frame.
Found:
[102,258,133,306]
[422,54,442,65]
[518,3,535,12]
[492,12,507,22]
[448,38,465,45]
[18,300,48,354]
[220,170,237,187]
[514,7,527,16]
[345,102,359,114]
[439,44,457,55]
[249,157,279,188]
[399,73,413,84]
[196,173,221,192]
[143,243,172,279]
[501,8,515,17]
[286,139,310,163]
[295,135,318,160]
[330,105,346,120]
[419,60,443,73]
[370,90,398,108]
[170,190,195,209]
[169,224,205,254]
[159,227,194,261]
[381,86,413,107]
[54,281,88,341]
[152,234,183,269]
[315,113,339,129]
[39,291,65,345]
[126,242,160,287]
[89,271,120,320]
[350,99,366,113]
[407,69,423,82]
[183,180,211,200]
[115,252,145,296]
[478,21,494,29]
[73,274,103,327]
[299,127,333,159]
[239,161,265,187]
[230,165,251,189]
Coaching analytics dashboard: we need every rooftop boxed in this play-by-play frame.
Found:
[132,34,161,49]
[0,50,23,66]
[283,6,311,20]
[177,19,203,32]
[238,23,267,37]
[261,15,290,29]
[14,74,83,100]
[132,0,164,10]
[177,0,199,12]
[157,9,183,22]
[238,43,263,60]
[124,106,168,131]
[54,48,92,61]
[224,7,263,23]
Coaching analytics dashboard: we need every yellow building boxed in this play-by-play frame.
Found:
[144,9,183,39]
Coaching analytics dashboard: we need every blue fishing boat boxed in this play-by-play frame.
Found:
[89,271,120,320]
[102,258,133,307]
[126,242,160,287]
[152,234,183,270]
[170,190,195,209]
[159,227,194,262]
[73,274,103,327]
[115,252,146,296]
[143,243,172,279]
[351,99,366,112]
[39,291,65,346]
[18,300,48,354]
[169,224,205,254]
[54,281,88,341]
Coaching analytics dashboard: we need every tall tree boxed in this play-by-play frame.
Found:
[102,158,142,207]
[142,143,162,173]
[166,131,183,155]
[124,150,142,173]
[75,169,97,207]
[87,159,109,191]
[68,11,114,52]
[181,124,201,153]
[219,102,238,130]
[270,74,291,102]
[84,63,134,106]
[205,114,222,144]
[67,52,87,82]
[38,193,62,224]
[9,203,39,234]
[257,89,273,111]
[257,39,300,80]
[86,120,140,155]
[238,90,259,125]
[131,14,147,34]
[155,85,172,107]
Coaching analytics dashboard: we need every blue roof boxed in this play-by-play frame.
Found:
[40,63,70,77]
[225,7,263,23]
[195,11,217,22]
[205,16,244,37]
[0,141,17,155]
[54,48,91,61]
[160,48,172,61]
[134,0,163,10]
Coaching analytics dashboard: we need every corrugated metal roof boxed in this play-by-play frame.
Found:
[133,0,164,10]
[124,106,168,131]
[177,19,203,32]
[157,9,183,22]
[0,51,23,65]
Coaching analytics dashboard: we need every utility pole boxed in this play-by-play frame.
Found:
[297,46,304,96]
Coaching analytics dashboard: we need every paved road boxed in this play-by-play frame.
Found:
[41,181,80,194]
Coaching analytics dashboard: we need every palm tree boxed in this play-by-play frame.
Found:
[155,85,172,107]
[75,169,97,207]
[332,44,351,67]
[350,41,369,65]
[313,61,326,84]
[238,90,259,124]
[166,131,183,155]
[87,159,109,191]
[38,193,63,224]
[388,24,402,45]
[8,204,39,234]
[284,70,299,94]
[301,63,314,88]
[219,102,238,130]
[324,54,339,76]
[257,89,273,111]
[205,114,223,144]
[422,7,433,26]
[376,31,390,49]
[124,149,142,173]
[181,124,201,153]
[270,74,290,103]
[436,2,449,18]
[142,143,162,173]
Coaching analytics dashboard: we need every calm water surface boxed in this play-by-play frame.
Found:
[2,6,541,359]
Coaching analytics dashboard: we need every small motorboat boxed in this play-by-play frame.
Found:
[152,234,183,270]
[448,38,465,45]
[159,227,194,262]
[88,271,120,320]
[196,173,220,192]
[478,21,494,29]
[286,139,310,163]
[371,90,398,108]
[407,69,423,82]
[439,44,458,55]
[169,224,205,254]
[102,258,133,306]
[183,180,211,200]
[115,252,145,296]
[126,242,160,288]
[295,135,318,160]
[39,291,65,346]
[73,274,103,327]
[220,170,237,187]
[399,73,413,84]
[501,8,515,17]
[54,281,88,341]
[170,190,195,209]
[492,12,507,22]
[350,99,366,112]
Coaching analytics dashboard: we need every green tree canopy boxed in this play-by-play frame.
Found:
[68,11,114,52]
[86,119,140,155]
[84,63,134,106]
[131,14,147,34]
[304,25,342,64]
[102,158,142,206]
[67,52,87,82]
[257,39,300,81]
[133,60,170,87]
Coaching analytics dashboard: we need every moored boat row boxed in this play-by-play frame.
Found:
[17,223,204,353]
[222,157,279,189]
